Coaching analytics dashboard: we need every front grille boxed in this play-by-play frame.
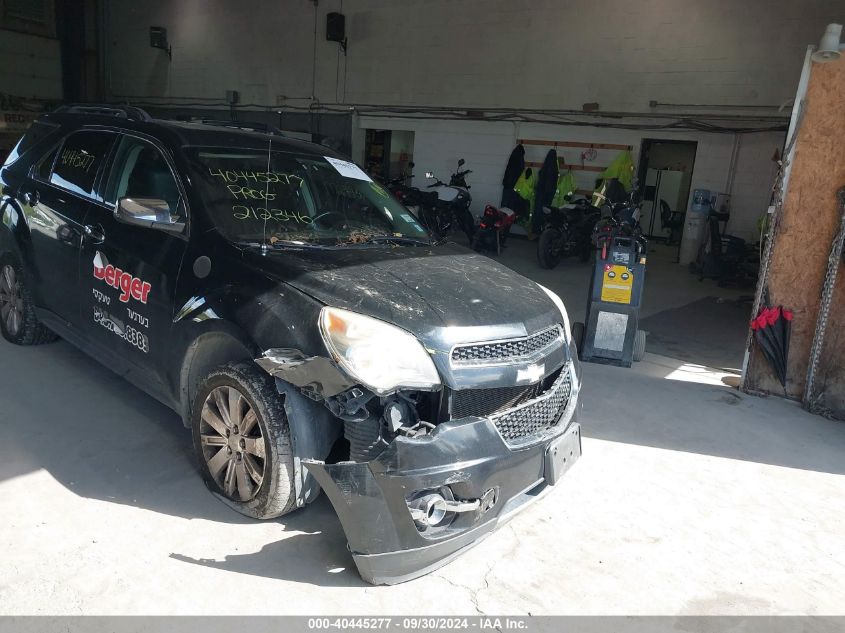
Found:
[451,325,562,365]
[490,368,573,445]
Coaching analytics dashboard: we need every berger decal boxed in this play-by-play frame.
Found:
[93,252,152,304]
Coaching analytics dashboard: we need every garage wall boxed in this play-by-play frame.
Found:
[103,0,839,113]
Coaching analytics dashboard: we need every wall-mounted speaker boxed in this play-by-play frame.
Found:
[326,12,345,43]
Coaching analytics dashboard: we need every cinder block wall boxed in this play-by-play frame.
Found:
[0,29,61,99]
[104,0,838,111]
[102,0,838,239]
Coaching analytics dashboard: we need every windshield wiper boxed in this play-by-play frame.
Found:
[236,239,330,250]
[359,235,433,246]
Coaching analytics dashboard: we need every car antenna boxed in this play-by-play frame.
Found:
[261,136,273,255]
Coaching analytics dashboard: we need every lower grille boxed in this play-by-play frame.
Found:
[490,368,573,445]
[451,383,539,419]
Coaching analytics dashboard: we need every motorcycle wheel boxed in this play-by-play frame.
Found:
[537,228,565,269]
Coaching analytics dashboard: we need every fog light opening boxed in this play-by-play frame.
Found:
[408,492,449,528]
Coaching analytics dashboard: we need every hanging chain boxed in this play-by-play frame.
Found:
[804,188,845,413]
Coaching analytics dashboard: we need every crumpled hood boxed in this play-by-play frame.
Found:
[242,242,561,348]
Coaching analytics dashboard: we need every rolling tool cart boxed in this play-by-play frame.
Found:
[574,225,648,367]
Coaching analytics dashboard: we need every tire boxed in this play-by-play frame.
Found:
[633,329,647,362]
[537,228,564,269]
[191,361,296,519]
[0,253,58,346]
[571,321,585,353]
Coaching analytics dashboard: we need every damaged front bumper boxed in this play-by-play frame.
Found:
[305,401,581,585]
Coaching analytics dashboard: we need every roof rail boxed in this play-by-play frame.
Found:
[54,104,153,122]
[195,118,286,137]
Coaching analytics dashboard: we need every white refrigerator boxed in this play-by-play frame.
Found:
[640,169,684,239]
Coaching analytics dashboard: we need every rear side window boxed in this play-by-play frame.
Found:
[34,144,59,181]
[2,120,60,168]
[50,131,115,198]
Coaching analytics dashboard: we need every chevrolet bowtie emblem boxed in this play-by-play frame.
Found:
[517,363,545,384]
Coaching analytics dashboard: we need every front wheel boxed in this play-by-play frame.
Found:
[537,228,564,269]
[191,362,296,519]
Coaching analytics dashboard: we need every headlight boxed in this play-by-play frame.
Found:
[319,307,440,395]
[537,284,571,343]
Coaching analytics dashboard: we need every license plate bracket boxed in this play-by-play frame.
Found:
[545,423,581,485]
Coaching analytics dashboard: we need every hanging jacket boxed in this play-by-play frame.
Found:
[532,149,559,232]
[502,144,525,188]
[592,150,634,207]
[501,144,525,207]
[534,149,559,209]
[513,167,536,207]
[599,150,635,190]
[513,167,536,226]
[552,169,578,207]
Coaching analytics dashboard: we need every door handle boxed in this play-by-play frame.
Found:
[23,190,40,206]
[83,224,105,244]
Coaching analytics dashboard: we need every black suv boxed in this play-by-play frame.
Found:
[0,105,581,584]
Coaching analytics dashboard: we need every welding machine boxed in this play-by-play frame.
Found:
[575,225,648,367]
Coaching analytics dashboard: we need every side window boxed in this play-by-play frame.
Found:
[50,131,115,198]
[105,136,182,217]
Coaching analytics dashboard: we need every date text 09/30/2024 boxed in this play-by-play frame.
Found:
[307,617,529,630]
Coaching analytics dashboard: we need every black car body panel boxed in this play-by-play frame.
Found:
[0,109,582,584]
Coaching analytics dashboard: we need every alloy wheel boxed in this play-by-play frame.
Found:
[0,264,22,337]
[199,385,266,502]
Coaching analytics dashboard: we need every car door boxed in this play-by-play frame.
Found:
[80,133,188,398]
[18,130,116,327]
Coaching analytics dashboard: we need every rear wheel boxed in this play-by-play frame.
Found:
[0,254,58,346]
[191,362,296,519]
[537,228,564,269]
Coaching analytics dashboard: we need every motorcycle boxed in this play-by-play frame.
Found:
[472,204,517,255]
[536,195,601,269]
[591,186,647,259]
[420,159,475,241]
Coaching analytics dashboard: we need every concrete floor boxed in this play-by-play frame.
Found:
[2,240,844,615]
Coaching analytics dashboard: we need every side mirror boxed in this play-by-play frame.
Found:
[458,158,465,167]
[408,161,415,168]
[115,197,185,234]
[425,172,434,179]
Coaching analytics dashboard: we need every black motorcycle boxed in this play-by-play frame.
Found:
[536,196,601,269]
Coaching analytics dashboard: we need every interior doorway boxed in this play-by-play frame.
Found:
[364,129,415,181]
[637,139,698,242]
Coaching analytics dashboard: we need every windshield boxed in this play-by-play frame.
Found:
[186,147,430,246]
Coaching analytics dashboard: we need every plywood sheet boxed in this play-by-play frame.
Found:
[745,57,845,401]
